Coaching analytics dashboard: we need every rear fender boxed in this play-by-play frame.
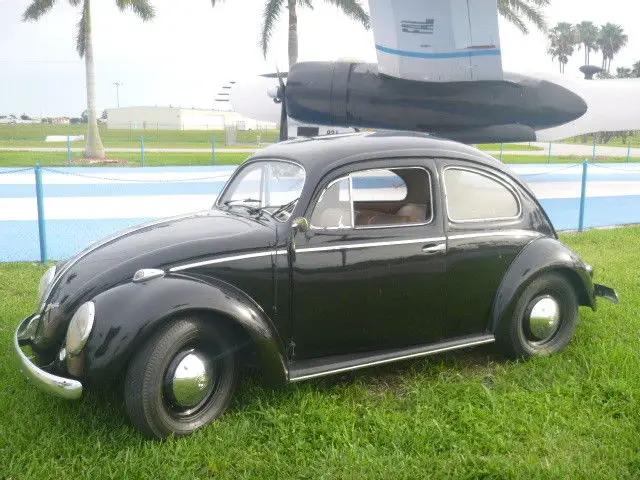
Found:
[84,273,288,385]
[490,237,595,332]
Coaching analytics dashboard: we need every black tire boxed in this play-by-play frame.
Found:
[124,316,239,439]
[497,272,578,359]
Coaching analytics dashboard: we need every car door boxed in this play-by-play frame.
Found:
[290,158,447,359]
[440,160,542,338]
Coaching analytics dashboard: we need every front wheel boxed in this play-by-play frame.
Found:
[497,272,579,359]
[124,316,239,439]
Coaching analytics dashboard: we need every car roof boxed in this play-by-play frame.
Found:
[249,131,506,174]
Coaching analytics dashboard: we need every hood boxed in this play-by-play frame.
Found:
[35,208,276,348]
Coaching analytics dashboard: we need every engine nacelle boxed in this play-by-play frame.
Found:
[285,62,589,144]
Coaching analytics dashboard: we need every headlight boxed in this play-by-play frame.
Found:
[38,265,57,302]
[66,301,95,356]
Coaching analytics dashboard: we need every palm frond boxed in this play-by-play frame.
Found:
[115,0,155,21]
[260,0,285,59]
[23,0,56,21]
[68,0,81,6]
[497,3,528,34]
[75,1,88,57]
[498,0,549,34]
[323,0,369,29]
[298,0,313,9]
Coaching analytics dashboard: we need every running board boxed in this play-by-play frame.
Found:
[288,334,495,382]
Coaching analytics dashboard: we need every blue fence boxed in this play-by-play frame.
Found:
[1,162,640,263]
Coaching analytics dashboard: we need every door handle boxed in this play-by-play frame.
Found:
[422,243,446,254]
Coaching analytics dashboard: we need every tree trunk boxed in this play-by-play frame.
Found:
[287,0,298,68]
[84,0,105,159]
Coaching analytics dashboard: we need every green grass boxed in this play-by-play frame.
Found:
[0,124,279,148]
[0,151,251,167]
[1,227,639,478]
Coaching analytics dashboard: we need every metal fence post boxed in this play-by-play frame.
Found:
[140,136,145,167]
[627,141,631,163]
[499,142,504,162]
[212,138,216,165]
[578,159,588,232]
[66,136,72,166]
[34,164,48,264]
[548,142,552,163]
[592,136,597,161]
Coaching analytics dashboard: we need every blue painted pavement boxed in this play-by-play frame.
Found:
[1,163,639,262]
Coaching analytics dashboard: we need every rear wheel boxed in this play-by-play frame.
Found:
[124,316,239,439]
[497,272,578,359]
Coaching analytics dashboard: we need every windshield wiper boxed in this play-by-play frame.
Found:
[271,197,300,218]
[223,198,261,208]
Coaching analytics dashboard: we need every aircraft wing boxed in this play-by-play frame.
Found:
[369,0,503,82]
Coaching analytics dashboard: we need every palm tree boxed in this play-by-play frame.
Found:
[211,0,369,68]
[498,0,550,34]
[616,66,632,78]
[574,21,599,65]
[547,22,577,73]
[598,23,628,73]
[23,0,155,159]
[211,0,550,68]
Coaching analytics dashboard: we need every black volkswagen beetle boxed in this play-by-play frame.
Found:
[15,132,618,439]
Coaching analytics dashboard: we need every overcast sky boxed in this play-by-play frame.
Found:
[1,0,638,117]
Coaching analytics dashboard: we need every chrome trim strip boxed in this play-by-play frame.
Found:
[448,230,541,240]
[296,236,446,254]
[442,166,523,224]
[170,249,286,272]
[289,335,495,382]
[349,174,355,228]
[14,316,83,400]
[40,213,203,310]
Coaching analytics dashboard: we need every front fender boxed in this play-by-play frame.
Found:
[84,273,288,385]
[490,237,595,332]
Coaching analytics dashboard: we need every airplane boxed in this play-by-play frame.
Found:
[230,0,640,144]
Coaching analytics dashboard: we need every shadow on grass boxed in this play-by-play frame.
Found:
[25,343,508,443]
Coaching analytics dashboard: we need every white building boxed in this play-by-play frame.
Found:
[106,106,273,131]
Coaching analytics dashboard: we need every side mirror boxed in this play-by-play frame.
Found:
[292,217,310,234]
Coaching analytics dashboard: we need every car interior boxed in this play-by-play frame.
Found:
[310,167,432,229]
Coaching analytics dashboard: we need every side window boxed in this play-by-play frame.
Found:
[310,167,432,230]
[444,168,520,222]
[310,178,353,229]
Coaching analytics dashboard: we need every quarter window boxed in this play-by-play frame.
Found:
[444,168,519,222]
[310,167,432,229]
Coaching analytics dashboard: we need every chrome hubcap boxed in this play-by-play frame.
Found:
[168,350,214,409]
[528,296,561,341]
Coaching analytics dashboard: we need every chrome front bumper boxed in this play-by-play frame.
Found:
[14,315,82,400]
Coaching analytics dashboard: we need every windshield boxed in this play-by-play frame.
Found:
[218,160,306,220]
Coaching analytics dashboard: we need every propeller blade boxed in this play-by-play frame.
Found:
[276,67,288,142]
